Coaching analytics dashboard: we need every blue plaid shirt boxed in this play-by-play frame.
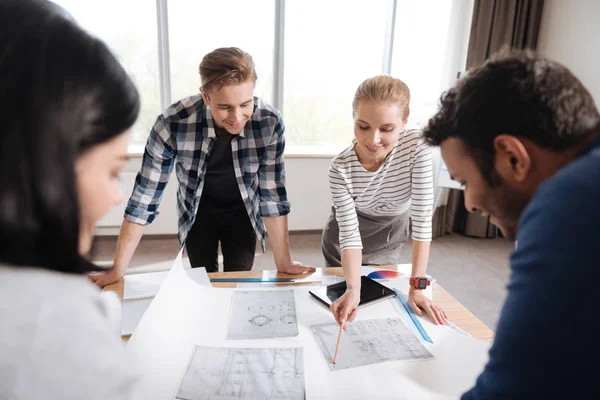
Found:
[124,94,290,249]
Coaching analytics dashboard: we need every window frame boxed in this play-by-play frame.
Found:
[126,0,472,157]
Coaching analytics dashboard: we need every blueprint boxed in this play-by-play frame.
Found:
[227,290,299,340]
[175,346,305,400]
[310,317,433,371]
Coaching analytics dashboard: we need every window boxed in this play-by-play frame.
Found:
[53,0,161,143]
[168,0,275,104]
[391,0,456,127]
[51,0,472,152]
[282,0,390,150]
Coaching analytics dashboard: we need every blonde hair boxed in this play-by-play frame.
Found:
[352,75,411,120]
[199,47,257,92]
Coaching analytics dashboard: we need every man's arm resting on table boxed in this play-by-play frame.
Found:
[263,215,315,274]
[88,113,176,288]
[89,220,145,287]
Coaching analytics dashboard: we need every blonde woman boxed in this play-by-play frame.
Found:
[322,76,447,326]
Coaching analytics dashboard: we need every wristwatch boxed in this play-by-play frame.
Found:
[409,277,430,290]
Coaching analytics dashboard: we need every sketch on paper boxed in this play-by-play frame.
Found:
[227,290,299,340]
[310,317,433,371]
[175,346,305,400]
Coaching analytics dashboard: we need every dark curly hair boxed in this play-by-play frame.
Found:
[423,49,600,186]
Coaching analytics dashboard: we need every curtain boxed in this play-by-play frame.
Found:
[467,0,545,69]
[433,0,544,239]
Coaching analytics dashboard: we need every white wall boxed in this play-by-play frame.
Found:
[95,155,334,236]
[537,0,600,105]
[284,157,333,230]
[95,148,452,236]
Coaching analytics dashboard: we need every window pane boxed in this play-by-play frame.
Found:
[168,0,275,105]
[283,0,389,148]
[52,0,161,143]
[391,0,454,127]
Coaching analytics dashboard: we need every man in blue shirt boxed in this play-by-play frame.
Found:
[423,50,600,399]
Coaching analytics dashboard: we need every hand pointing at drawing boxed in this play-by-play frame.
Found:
[330,288,360,329]
[330,248,362,328]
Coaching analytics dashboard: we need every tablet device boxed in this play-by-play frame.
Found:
[309,275,396,309]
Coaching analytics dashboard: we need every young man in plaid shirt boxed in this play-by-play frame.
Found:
[91,47,314,286]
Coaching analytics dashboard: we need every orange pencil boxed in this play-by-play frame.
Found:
[332,322,344,364]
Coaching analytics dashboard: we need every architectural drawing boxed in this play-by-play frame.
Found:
[227,290,299,340]
[310,317,433,371]
[175,346,305,400]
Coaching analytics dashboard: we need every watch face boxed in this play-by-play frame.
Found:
[418,279,428,289]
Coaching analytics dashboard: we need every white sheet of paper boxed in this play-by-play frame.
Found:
[127,262,490,400]
[121,254,210,335]
[123,267,211,300]
[121,298,154,336]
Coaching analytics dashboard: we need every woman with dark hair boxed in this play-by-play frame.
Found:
[0,0,145,398]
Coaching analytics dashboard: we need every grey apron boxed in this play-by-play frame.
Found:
[321,206,410,267]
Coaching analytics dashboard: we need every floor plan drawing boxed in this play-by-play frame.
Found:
[227,290,299,340]
[175,346,305,400]
[310,317,434,371]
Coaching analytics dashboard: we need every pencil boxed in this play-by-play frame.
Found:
[333,322,344,364]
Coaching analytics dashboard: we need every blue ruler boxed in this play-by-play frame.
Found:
[392,288,433,344]
[209,277,296,283]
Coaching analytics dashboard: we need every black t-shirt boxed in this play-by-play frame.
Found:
[200,127,244,209]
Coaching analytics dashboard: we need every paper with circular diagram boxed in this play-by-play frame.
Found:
[227,290,298,340]
[310,317,434,371]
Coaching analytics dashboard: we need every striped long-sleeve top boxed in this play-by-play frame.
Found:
[328,129,434,251]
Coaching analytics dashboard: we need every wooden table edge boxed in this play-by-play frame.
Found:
[104,267,494,343]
